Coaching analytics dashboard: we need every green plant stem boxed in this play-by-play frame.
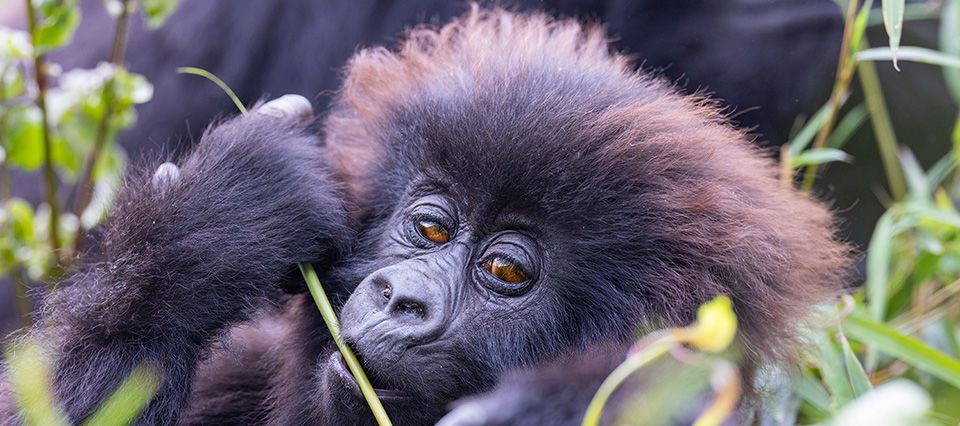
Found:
[581,337,675,426]
[856,41,907,200]
[801,0,860,192]
[12,269,32,327]
[24,0,61,260]
[71,0,131,257]
[299,263,393,426]
[176,67,247,114]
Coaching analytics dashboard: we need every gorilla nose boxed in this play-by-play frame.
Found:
[380,284,428,321]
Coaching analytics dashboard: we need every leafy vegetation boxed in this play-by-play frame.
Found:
[1,0,959,425]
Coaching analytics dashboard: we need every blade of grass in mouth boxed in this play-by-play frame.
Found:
[299,263,393,426]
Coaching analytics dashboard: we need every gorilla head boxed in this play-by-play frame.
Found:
[312,6,850,420]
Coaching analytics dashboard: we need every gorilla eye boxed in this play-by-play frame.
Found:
[416,220,450,244]
[475,233,539,296]
[482,257,527,283]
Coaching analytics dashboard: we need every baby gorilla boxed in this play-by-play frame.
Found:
[0,7,850,425]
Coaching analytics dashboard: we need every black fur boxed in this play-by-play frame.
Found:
[1,8,851,426]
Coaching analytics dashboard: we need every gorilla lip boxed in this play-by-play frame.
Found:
[332,352,411,399]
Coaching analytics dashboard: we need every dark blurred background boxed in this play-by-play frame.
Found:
[1,0,956,335]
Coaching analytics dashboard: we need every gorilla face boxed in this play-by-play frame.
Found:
[336,188,558,405]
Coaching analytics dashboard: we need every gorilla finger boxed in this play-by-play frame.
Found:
[151,162,180,191]
[255,94,313,123]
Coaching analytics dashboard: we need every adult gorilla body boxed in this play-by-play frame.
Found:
[1,9,849,425]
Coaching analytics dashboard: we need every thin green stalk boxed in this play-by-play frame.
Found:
[581,337,675,426]
[299,263,393,426]
[71,0,132,257]
[856,41,907,199]
[801,0,860,192]
[12,269,32,327]
[24,0,61,260]
[176,67,247,114]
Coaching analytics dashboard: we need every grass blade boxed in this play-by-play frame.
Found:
[839,331,873,397]
[941,0,960,103]
[844,314,960,389]
[856,46,960,68]
[788,102,832,157]
[881,0,905,70]
[827,104,868,149]
[176,67,247,115]
[792,148,852,167]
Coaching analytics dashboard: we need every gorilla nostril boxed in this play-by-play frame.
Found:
[393,300,426,319]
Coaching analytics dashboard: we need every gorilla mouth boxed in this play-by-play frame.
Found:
[333,352,411,399]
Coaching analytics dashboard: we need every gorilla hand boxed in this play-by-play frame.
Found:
[22,95,350,424]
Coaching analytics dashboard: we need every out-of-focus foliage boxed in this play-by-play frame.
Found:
[606,0,960,425]
[0,1,159,284]
[5,340,162,426]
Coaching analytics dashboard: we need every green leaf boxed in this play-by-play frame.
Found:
[32,0,81,55]
[856,46,960,69]
[881,0,905,70]
[827,104,868,149]
[844,314,960,389]
[3,106,44,171]
[898,148,931,201]
[925,150,957,189]
[4,342,70,426]
[791,372,833,414]
[140,0,181,28]
[807,327,855,407]
[942,0,960,103]
[5,198,36,244]
[792,148,852,167]
[787,102,832,157]
[839,331,873,397]
[850,0,875,56]
[867,209,897,322]
[82,364,162,426]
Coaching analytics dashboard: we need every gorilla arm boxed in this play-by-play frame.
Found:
[1,97,351,424]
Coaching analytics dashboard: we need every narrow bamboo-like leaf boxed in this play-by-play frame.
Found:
[839,332,873,397]
[881,0,906,69]
[856,46,960,69]
[844,314,960,389]
[941,0,960,103]
[850,0,875,57]
[300,263,393,426]
[788,103,832,157]
[82,365,162,426]
[792,148,853,167]
[808,330,854,407]
[867,2,942,27]
[791,373,833,413]
[857,50,908,199]
[867,209,897,322]
[827,104,868,149]
[898,148,932,200]
[925,150,957,189]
